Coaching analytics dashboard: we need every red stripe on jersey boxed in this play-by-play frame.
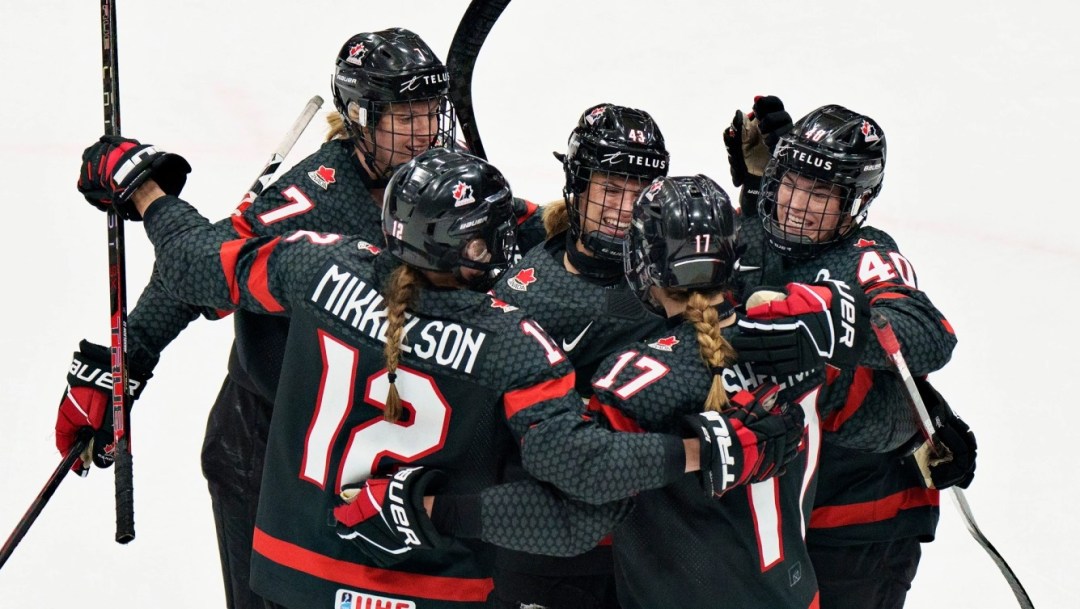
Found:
[248,237,285,313]
[516,199,539,225]
[822,367,874,432]
[868,292,907,305]
[586,397,644,433]
[941,318,955,334]
[503,373,575,420]
[808,487,940,529]
[219,238,247,306]
[597,534,613,546]
[231,213,256,239]
[252,527,494,601]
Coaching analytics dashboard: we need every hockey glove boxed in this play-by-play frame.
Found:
[910,379,977,490]
[723,96,793,214]
[685,383,805,498]
[78,135,191,220]
[733,280,870,375]
[332,467,450,567]
[55,340,152,475]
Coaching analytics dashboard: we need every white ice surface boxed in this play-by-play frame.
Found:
[1,1,1077,606]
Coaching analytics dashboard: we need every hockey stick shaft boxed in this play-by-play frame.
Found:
[100,0,135,544]
[870,312,1035,609]
[246,95,324,197]
[0,432,92,570]
[446,0,512,160]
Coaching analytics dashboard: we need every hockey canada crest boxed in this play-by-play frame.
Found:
[585,105,607,125]
[346,43,367,66]
[648,336,679,352]
[489,296,519,312]
[507,268,537,291]
[308,165,336,190]
[644,179,664,201]
[452,180,475,207]
[860,120,881,143]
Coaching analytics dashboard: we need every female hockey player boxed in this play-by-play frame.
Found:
[725,101,975,609]
[54,28,457,609]
[71,144,804,609]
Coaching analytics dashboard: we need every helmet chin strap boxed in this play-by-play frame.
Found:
[564,232,623,283]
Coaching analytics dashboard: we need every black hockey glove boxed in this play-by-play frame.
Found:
[684,383,805,498]
[78,135,191,220]
[332,467,451,567]
[723,95,793,214]
[54,340,152,475]
[733,280,870,374]
[909,379,977,490]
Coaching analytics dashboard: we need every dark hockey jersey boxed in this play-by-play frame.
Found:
[141,198,691,609]
[592,318,827,609]
[735,212,957,545]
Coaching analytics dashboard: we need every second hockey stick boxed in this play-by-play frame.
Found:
[870,312,1035,609]
[446,0,512,160]
[246,95,324,198]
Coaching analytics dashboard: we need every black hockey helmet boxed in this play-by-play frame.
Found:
[332,28,455,180]
[382,147,517,290]
[624,175,738,307]
[557,103,669,260]
[760,104,886,259]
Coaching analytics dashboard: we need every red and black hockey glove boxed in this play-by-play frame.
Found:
[684,383,805,498]
[78,135,191,220]
[332,467,450,567]
[910,379,977,490]
[55,340,152,475]
[732,280,870,375]
[723,95,793,214]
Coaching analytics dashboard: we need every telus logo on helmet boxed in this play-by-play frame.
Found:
[399,71,448,93]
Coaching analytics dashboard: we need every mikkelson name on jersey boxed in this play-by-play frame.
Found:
[311,262,487,374]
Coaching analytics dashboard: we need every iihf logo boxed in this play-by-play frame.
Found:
[346,43,367,65]
[308,165,336,190]
[860,120,880,143]
[452,181,475,207]
[507,268,537,291]
[648,336,679,351]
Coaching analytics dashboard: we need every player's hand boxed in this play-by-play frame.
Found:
[332,467,449,567]
[910,379,977,490]
[685,383,805,497]
[723,95,793,189]
[55,340,152,475]
[733,280,869,374]
[78,135,191,220]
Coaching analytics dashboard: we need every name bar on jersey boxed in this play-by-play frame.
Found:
[310,263,486,374]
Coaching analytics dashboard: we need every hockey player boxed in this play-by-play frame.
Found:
[487,103,671,609]
[593,173,859,609]
[725,101,977,608]
[53,28,457,609]
[72,144,804,609]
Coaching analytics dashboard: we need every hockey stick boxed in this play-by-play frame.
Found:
[246,95,324,197]
[870,312,1035,609]
[446,0,512,160]
[0,431,92,570]
[100,0,135,544]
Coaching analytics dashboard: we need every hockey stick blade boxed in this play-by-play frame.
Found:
[870,312,1035,608]
[446,0,512,160]
[0,432,92,570]
[247,95,324,197]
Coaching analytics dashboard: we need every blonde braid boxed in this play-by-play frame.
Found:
[684,291,738,412]
[542,198,570,238]
[381,265,422,422]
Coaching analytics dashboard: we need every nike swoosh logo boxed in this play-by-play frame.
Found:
[562,322,594,352]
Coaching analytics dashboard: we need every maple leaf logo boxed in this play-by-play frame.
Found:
[649,336,679,352]
[308,165,337,190]
[507,268,537,292]
[452,180,475,207]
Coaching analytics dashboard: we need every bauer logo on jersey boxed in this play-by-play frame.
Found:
[335,588,414,609]
[452,180,475,207]
[860,120,881,142]
[346,43,367,65]
[648,336,679,352]
[507,268,537,291]
[308,165,336,190]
